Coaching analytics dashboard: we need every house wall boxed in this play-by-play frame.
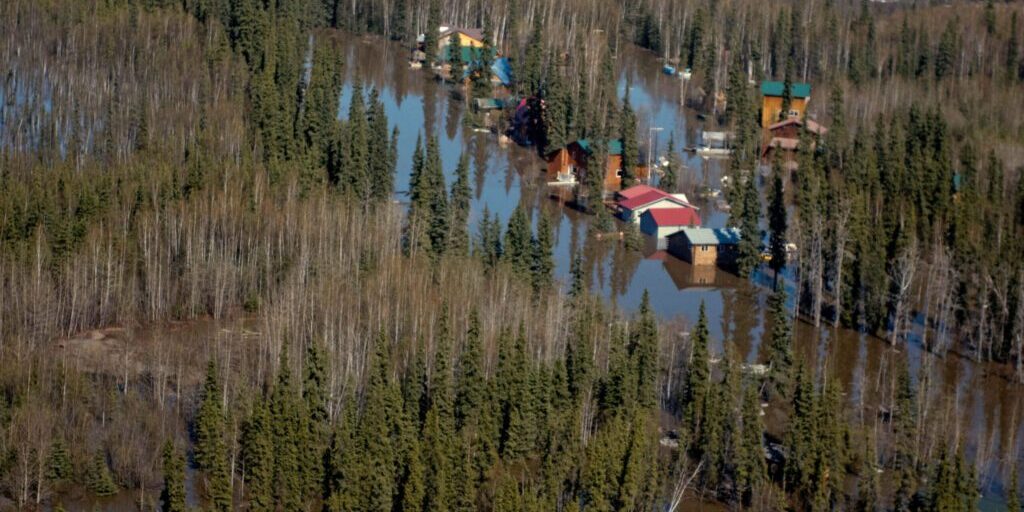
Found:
[761,96,808,128]
[546,148,579,182]
[603,154,624,190]
[691,244,718,265]
[438,34,484,49]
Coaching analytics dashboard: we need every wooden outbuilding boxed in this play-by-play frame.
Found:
[667,227,741,266]
[545,139,649,191]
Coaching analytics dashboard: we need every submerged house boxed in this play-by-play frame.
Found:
[545,139,648,191]
[667,227,741,267]
[760,81,811,128]
[640,208,702,248]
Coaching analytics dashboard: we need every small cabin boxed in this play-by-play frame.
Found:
[667,227,742,266]
[546,139,648,191]
[760,81,811,128]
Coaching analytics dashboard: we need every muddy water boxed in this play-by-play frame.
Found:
[335,33,1023,506]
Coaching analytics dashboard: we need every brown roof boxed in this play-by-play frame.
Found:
[766,137,800,150]
[439,27,484,43]
[767,117,828,136]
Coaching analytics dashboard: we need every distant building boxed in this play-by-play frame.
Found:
[667,227,741,266]
[545,139,649,191]
[761,117,828,165]
[616,185,693,223]
[640,208,702,248]
[760,81,811,128]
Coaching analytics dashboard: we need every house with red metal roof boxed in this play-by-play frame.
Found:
[640,208,702,248]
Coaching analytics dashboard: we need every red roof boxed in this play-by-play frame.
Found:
[618,190,688,210]
[618,184,659,200]
[645,207,701,227]
[767,117,828,135]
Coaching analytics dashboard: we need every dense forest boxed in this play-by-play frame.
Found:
[0,0,1022,511]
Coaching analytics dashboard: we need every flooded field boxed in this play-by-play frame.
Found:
[333,32,1023,506]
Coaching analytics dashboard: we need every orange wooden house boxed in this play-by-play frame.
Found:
[545,139,648,191]
[760,81,811,128]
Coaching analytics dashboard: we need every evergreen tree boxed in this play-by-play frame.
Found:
[504,205,533,278]
[543,60,570,153]
[85,450,118,497]
[568,249,587,298]
[630,291,660,409]
[303,340,328,496]
[619,88,639,187]
[195,360,231,511]
[352,334,401,511]
[660,136,679,192]
[455,309,485,430]
[160,440,186,512]
[423,0,440,64]
[765,286,795,398]
[242,395,274,512]
[523,15,545,95]
[270,352,305,512]
[684,302,710,432]
[768,159,788,282]
[345,83,371,197]
[856,435,879,512]
[531,212,555,295]
[425,136,449,257]
[448,153,472,256]
[736,380,766,504]
[449,33,465,84]
[735,170,762,277]
[368,89,393,201]
[45,438,72,482]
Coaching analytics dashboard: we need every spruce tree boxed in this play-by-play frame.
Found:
[504,205,533,278]
[856,435,879,512]
[242,395,274,512]
[630,291,660,409]
[736,380,766,504]
[346,83,371,197]
[160,440,186,512]
[303,340,328,497]
[423,0,440,64]
[619,88,639,187]
[765,285,794,398]
[523,15,545,95]
[85,450,118,497]
[455,309,485,431]
[449,33,465,84]
[45,438,72,482]
[685,302,711,433]
[270,352,304,512]
[660,136,679,192]
[768,159,788,282]
[352,334,401,511]
[195,360,231,511]
[425,136,449,258]
[368,89,392,201]
[448,153,472,256]
[531,212,555,295]
[735,170,762,277]
[544,60,570,153]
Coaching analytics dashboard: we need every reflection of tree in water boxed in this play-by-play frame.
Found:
[422,80,437,138]
[472,139,488,199]
[445,92,461,141]
[582,234,607,293]
[503,148,517,195]
[609,241,642,298]
[730,287,759,363]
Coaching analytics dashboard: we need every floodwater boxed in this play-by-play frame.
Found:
[335,33,1023,507]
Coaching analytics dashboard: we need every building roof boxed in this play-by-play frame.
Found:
[618,184,660,200]
[760,81,812,98]
[670,227,742,246]
[439,27,484,43]
[618,190,689,211]
[490,57,513,86]
[643,207,701,227]
[575,139,623,156]
[767,117,828,135]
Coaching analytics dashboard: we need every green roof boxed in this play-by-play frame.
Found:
[439,45,497,64]
[672,227,742,246]
[760,81,811,98]
[576,139,623,156]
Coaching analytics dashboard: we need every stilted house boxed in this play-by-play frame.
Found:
[760,81,811,128]
[667,227,741,267]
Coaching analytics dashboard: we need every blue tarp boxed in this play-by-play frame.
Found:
[459,56,513,87]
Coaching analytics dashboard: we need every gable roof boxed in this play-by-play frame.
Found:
[490,57,513,86]
[619,190,689,211]
[760,81,811,99]
[575,139,623,156]
[618,184,659,200]
[767,117,828,135]
[670,227,742,246]
[643,207,701,227]
[439,27,484,43]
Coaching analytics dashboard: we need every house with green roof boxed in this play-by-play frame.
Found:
[760,80,812,128]
[666,227,742,267]
[545,139,648,191]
